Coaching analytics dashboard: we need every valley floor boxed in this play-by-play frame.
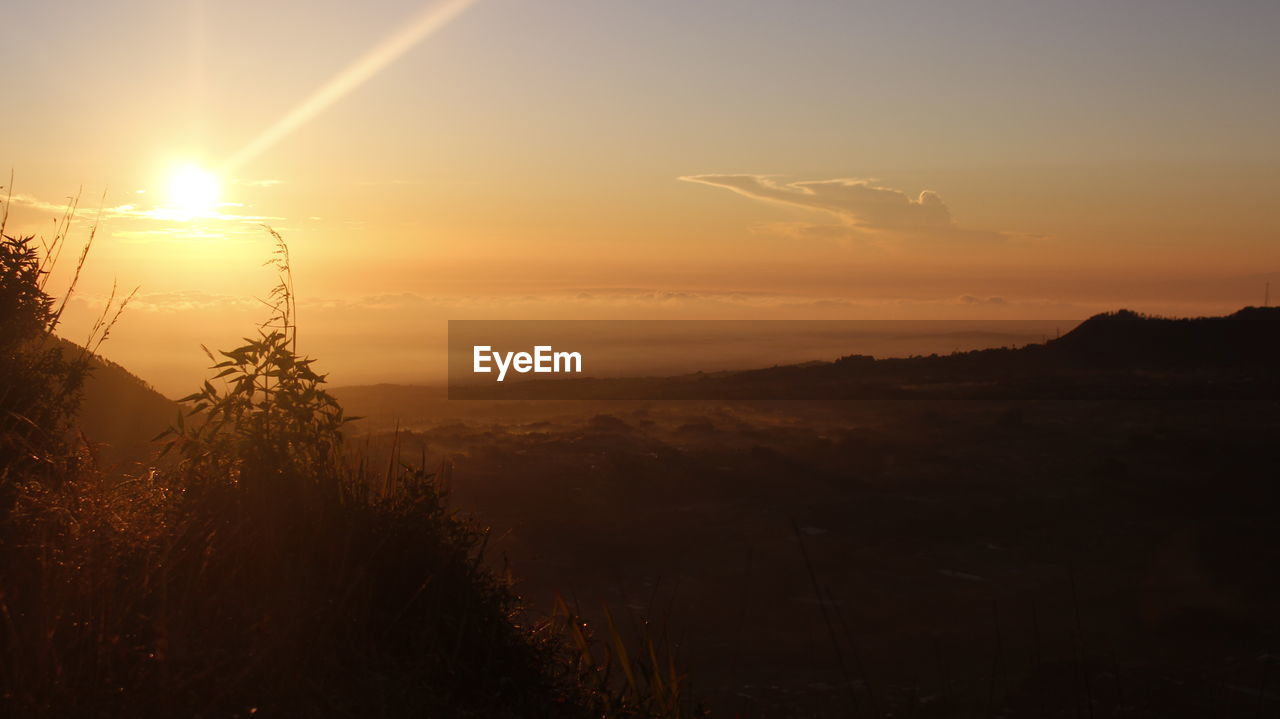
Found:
[337,389,1280,717]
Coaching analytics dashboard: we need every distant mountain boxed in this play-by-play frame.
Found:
[58,338,178,464]
[449,307,1280,400]
[1047,306,1280,367]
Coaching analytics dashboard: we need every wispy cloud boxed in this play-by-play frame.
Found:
[5,192,82,215]
[953,294,1008,305]
[235,179,284,188]
[680,174,1005,243]
[5,191,285,243]
[114,290,259,313]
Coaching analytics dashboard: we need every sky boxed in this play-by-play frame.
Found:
[3,0,1279,394]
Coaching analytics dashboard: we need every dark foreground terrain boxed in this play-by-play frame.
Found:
[50,307,1280,717]
[338,388,1280,717]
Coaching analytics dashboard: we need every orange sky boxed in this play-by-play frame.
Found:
[3,0,1277,394]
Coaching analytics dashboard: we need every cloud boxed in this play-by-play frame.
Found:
[3,190,285,245]
[680,174,1002,242]
[5,192,79,215]
[119,290,259,313]
[954,294,1008,305]
[749,221,860,243]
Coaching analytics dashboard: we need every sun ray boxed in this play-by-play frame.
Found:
[221,0,479,173]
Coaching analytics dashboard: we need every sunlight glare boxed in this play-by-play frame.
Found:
[166,164,221,217]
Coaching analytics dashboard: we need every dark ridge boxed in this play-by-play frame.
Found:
[55,337,177,463]
[450,307,1280,400]
[1047,306,1280,368]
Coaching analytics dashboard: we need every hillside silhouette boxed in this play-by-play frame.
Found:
[58,337,177,463]
[1048,307,1280,367]
[451,307,1280,400]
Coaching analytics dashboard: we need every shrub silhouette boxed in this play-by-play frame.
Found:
[1,189,131,490]
[159,229,349,488]
[130,229,583,716]
[0,230,84,478]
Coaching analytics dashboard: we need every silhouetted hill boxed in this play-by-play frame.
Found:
[1047,306,1280,367]
[56,338,177,462]
[450,307,1280,400]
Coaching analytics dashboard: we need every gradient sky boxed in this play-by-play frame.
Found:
[3,0,1278,393]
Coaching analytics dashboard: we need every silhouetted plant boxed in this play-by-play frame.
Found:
[160,228,352,483]
[0,183,132,484]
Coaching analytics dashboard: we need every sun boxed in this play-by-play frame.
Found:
[166,164,221,217]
